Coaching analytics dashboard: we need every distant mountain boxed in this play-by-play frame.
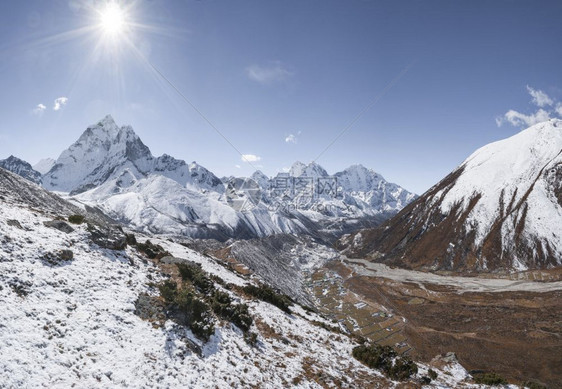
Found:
[33,158,56,175]
[288,160,328,177]
[43,115,223,195]
[41,115,416,240]
[0,155,42,184]
[339,119,562,273]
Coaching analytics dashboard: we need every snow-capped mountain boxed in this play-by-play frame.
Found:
[0,155,42,184]
[43,115,223,195]
[41,115,415,240]
[335,164,416,212]
[33,158,56,175]
[259,161,416,215]
[288,160,329,178]
[339,119,562,272]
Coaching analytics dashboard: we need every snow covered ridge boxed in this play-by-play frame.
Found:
[0,155,42,185]
[0,170,481,388]
[340,119,562,273]
[35,115,415,240]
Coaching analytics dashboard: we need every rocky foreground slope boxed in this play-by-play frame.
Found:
[340,119,562,273]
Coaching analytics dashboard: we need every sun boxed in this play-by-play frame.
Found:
[99,3,127,37]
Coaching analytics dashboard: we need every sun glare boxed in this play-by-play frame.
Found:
[99,3,127,37]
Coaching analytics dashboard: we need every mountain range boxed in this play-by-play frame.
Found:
[5,115,415,241]
[4,115,562,273]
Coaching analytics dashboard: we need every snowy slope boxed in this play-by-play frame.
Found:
[0,168,478,388]
[340,119,562,272]
[0,155,42,184]
[33,158,56,175]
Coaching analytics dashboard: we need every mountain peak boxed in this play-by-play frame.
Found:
[43,116,224,195]
[100,114,116,125]
[43,116,153,193]
[0,155,42,184]
[289,161,328,177]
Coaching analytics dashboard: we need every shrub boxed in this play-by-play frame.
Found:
[473,372,508,386]
[137,240,169,259]
[428,368,438,380]
[352,344,396,373]
[175,288,215,341]
[352,343,418,381]
[522,380,547,389]
[388,356,418,381]
[177,262,214,295]
[243,283,292,313]
[158,280,177,303]
[125,233,137,246]
[68,214,85,224]
[420,376,431,385]
[210,290,253,332]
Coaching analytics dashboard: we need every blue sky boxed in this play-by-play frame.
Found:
[1,0,562,194]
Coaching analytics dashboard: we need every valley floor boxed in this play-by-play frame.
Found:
[314,257,562,388]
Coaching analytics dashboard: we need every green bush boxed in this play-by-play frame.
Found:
[68,214,85,224]
[522,380,547,389]
[388,356,418,381]
[137,240,169,259]
[177,262,214,295]
[352,343,418,381]
[175,288,215,341]
[158,280,177,303]
[428,368,438,380]
[420,376,431,385]
[210,290,253,332]
[243,283,292,313]
[473,372,508,386]
[352,344,396,373]
[158,266,255,341]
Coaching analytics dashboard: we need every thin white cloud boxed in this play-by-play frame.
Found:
[241,154,261,162]
[285,130,301,144]
[526,86,553,107]
[33,103,47,116]
[246,61,293,84]
[285,134,297,143]
[497,109,551,128]
[235,164,241,169]
[53,97,68,111]
[496,86,561,128]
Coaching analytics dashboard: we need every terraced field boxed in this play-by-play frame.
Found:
[304,263,412,355]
